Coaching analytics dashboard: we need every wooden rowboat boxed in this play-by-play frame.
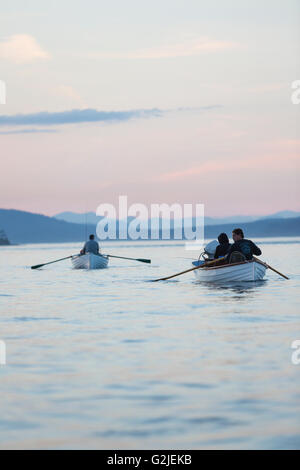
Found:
[71,253,109,270]
[192,259,267,282]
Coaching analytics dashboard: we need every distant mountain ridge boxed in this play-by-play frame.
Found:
[204,217,300,239]
[54,210,300,226]
[0,209,95,244]
[1,208,300,244]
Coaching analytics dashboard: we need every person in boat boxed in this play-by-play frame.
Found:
[214,233,231,259]
[80,234,100,255]
[227,228,261,263]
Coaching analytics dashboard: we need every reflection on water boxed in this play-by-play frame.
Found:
[194,280,268,302]
[195,279,267,292]
[0,238,299,449]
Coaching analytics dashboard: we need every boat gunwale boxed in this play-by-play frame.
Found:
[72,253,109,260]
[198,259,267,271]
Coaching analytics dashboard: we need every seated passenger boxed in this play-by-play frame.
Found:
[227,228,262,263]
[214,233,231,259]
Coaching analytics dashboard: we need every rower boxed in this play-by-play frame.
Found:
[80,234,100,255]
[227,228,262,263]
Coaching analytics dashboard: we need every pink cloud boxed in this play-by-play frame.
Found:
[0,34,50,64]
[84,37,237,60]
[158,153,300,182]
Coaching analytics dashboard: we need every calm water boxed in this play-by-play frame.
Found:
[0,238,299,450]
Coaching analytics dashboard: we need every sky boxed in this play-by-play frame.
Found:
[0,0,299,217]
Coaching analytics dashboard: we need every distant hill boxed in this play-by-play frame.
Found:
[262,210,300,219]
[0,209,95,244]
[1,209,300,244]
[204,217,300,238]
[54,210,300,226]
[54,211,259,226]
[54,211,98,225]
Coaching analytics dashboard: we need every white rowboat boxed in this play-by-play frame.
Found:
[193,259,267,282]
[71,253,109,270]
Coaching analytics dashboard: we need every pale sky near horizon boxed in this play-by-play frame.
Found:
[0,0,299,217]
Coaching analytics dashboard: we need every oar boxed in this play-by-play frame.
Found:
[253,256,289,280]
[153,257,226,281]
[104,254,151,264]
[31,254,79,270]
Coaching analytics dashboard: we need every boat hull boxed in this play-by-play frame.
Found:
[193,260,267,282]
[71,253,109,270]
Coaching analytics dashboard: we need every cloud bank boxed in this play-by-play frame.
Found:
[0,108,162,126]
[158,154,300,182]
[0,106,220,128]
[0,128,58,135]
[0,34,50,64]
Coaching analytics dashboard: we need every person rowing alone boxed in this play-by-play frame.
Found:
[80,234,100,255]
[226,228,262,263]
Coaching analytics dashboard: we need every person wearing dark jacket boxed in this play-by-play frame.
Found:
[214,233,231,259]
[227,228,262,262]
